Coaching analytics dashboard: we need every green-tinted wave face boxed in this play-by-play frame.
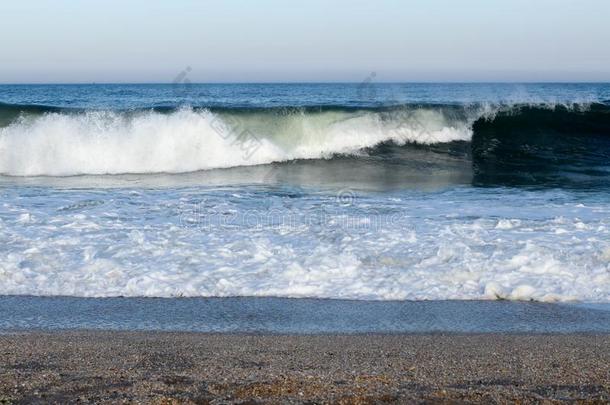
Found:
[1,101,610,188]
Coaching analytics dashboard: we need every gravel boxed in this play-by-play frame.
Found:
[1,331,609,403]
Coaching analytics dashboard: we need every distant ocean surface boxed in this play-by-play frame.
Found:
[1,83,610,302]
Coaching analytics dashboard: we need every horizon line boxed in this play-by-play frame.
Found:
[1,80,610,85]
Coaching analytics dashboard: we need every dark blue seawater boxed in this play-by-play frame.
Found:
[0,82,610,109]
[1,82,609,109]
[0,83,609,312]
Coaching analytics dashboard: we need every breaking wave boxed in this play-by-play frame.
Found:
[0,102,609,186]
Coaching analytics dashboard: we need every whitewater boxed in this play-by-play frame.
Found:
[1,186,609,301]
[1,83,609,302]
[0,106,474,176]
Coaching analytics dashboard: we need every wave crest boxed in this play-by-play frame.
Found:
[0,107,471,176]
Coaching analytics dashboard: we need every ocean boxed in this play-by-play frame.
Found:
[1,82,610,307]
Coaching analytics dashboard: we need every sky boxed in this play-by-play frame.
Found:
[1,0,610,83]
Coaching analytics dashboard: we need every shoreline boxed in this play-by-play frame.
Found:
[1,331,609,403]
[2,296,609,334]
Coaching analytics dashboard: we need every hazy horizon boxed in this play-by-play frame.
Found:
[2,0,610,84]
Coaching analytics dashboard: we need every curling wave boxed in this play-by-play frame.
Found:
[0,102,609,186]
[0,105,473,176]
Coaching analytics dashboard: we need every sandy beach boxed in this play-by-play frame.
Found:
[1,331,609,403]
[3,1,610,404]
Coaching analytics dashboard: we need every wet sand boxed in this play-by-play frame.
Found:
[3,297,610,334]
[1,331,609,403]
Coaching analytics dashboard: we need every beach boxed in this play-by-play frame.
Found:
[3,1,610,403]
[1,331,609,403]
[2,84,610,403]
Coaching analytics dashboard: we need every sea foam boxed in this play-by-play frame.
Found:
[0,187,608,302]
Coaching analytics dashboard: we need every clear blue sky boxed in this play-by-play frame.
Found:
[2,0,609,83]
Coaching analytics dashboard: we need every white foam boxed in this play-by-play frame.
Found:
[0,108,471,176]
[0,188,609,302]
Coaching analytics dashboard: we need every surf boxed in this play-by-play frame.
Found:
[0,105,472,176]
[0,102,609,188]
